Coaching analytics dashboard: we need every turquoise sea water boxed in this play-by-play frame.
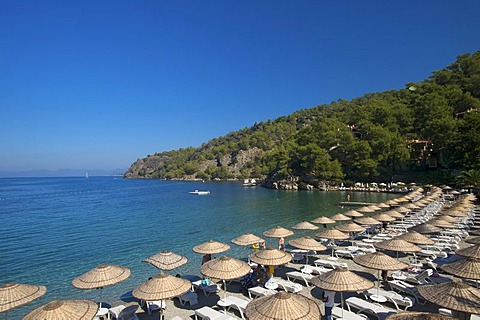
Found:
[0,177,397,317]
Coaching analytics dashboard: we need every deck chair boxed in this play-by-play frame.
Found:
[247,286,276,299]
[332,306,369,320]
[301,265,330,275]
[194,306,235,320]
[387,280,426,305]
[177,290,198,306]
[217,296,250,319]
[363,288,415,310]
[403,269,433,285]
[286,271,315,287]
[345,297,397,320]
[191,279,220,296]
[109,304,139,320]
[274,278,303,293]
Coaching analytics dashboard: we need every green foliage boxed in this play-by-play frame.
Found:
[125,50,480,185]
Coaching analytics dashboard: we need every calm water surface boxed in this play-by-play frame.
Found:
[0,177,397,317]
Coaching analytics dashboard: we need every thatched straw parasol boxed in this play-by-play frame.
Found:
[133,273,191,301]
[231,233,264,246]
[430,219,456,229]
[397,231,435,245]
[316,228,349,258]
[344,210,364,218]
[385,210,405,219]
[335,222,365,233]
[288,236,327,265]
[395,207,410,214]
[409,224,441,234]
[355,217,381,226]
[312,268,374,319]
[331,214,351,222]
[23,300,98,320]
[249,247,292,266]
[200,256,251,299]
[417,281,480,315]
[357,206,375,213]
[377,203,391,209]
[368,205,382,212]
[374,239,421,258]
[291,221,319,230]
[193,240,230,254]
[72,264,131,309]
[0,283,46,319]
[245,291,321,320]
[311,216,336,228]
[372,213,396,223]
[442,258,480,282]
[438,215,459,223]
[263,226,294,238]
[465,237,480,245]
[354,252,408,299]
[386,311,456,320]
[144,250,188,270]
[456,245,480,259]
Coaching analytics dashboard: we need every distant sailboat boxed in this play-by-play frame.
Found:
[85,172,89,179]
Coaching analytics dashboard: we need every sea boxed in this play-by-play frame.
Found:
[0,177,397,318]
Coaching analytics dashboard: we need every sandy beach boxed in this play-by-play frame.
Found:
[110,193,479,320]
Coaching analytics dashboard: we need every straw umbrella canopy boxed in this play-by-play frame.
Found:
[335,222,365,233]
[409,224,441,234]
[344,210,364,218]
[245,291,321,320]
[72,264,131,308]
[368,205,382,212]
[291,221,319,230]
[0,283,46,318]
[316,228,350,258]
[386,312,456,320]
[374,239,421,258]
[311,216,336,229]
[385,210,405,219]
[193,240,230,254]
[466,237,480,245]
[200,256,251,299]
[133,273,191,301]
[249,247,292,266]
[444,210,468,218]
[357,206,375,213]
[457,245,480,259]
[144,250,188,271]
[397,231,435,246]
[355,217,382,226]
[417,281,480,315]
[430,219,456,229]
[386,199,399,206]
[23,300,98,320]
[263,226,294,238]
[395,207,411,214]
[288,236,327,265]
[312,268,374,319]
[330,213,351,222]
[403,203,420,210]
[372,213,396,223]
[231,233,264,246]
[377,203,391,209]
[442,258,480,282]
[354,252,408,298]
[438,215,459,223]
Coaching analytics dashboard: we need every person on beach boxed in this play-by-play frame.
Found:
[322,290,335,320]
[347,194,351,202]
[260,241,266,249]
[201,254,212,265]
[278,237,285,251]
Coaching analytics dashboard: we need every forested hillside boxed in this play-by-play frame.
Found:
[125,51,480,187]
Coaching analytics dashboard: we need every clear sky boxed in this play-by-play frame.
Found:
[1,1,479,173]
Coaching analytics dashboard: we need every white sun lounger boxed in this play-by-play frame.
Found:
[314,258,348,269]
[363,288,415,310]
[247,286,277,299]
[345,297,398,320]
[286,271,315,287]
[301,265,330,275]
[191,280,220,296]
[194,306,235,320]
[387,280,426,305]
[332,306,369,320]
[273,277,303,293]
[217,296,250,319]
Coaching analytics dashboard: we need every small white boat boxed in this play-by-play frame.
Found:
[242,178,257,187]
[189,190,210,195]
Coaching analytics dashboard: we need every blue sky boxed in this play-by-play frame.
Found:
[1,1,479,173]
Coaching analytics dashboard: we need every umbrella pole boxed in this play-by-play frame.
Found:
[341,292,344,320]
[223,280,227,300]
[377,270,380,297]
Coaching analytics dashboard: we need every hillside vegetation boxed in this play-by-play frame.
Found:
[125,51,480,187]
